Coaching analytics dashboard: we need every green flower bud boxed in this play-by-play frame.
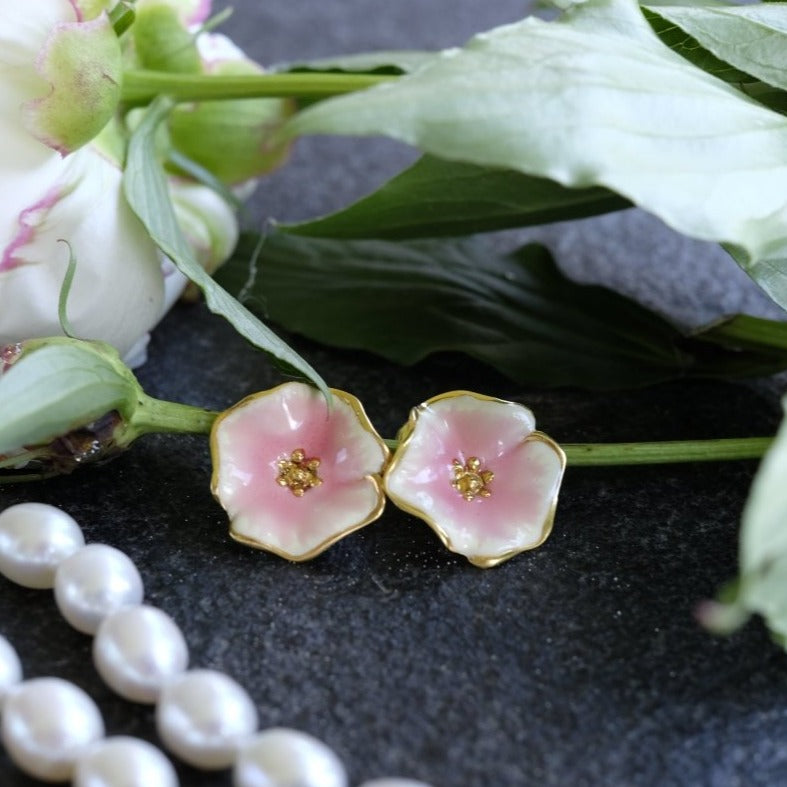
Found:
[131,2,202,74]
[168,35,295,185]
[0,337,217,482]
[22,9,122,156]
[0,338,142,479]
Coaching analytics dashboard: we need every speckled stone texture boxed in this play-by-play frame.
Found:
[3,2,787,786]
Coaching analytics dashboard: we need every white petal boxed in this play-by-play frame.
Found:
[0,146,165,358]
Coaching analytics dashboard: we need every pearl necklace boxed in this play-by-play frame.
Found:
[0,502,432,787]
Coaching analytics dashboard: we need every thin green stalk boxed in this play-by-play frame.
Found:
[131,394,219,436]
[121,69,395,104]
[383,436,772,465]
[561,437,772,466]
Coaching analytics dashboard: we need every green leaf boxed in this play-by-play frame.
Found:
[689,314,787,355]
[123,96,329,398]
[705,396,787,643]
[215,232,787,390]
[282,155,630,239]
[287,0,787,313]
[0,341,137,454]
[644,2,787,91]
[642,5,753,84]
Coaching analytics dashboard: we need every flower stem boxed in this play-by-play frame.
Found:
[561,437,772,466]
[121,69,395,104]
[383,436,772,465]
[131,394,219,437]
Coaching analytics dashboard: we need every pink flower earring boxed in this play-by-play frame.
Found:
[383,391,566,568]
[210,385,566,567]
[210,382,389,561]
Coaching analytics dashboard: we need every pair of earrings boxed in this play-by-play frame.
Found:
[210,383,566,568]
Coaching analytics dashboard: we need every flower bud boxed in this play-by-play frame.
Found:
[0,338,143,480]
[0,2,123,156]
[170,181,239,275]
[131,1,202,74]
[168,34,295,185]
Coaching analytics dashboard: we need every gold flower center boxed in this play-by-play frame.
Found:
[451,456,494,501]
[276,448,322,497]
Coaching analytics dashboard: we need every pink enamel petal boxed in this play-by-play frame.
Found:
[214,383,385,484]
[409,394,536,471]
[211,383,387,560]
[321,397,388,483]
[228,477,383,559]
[387,429,564,566]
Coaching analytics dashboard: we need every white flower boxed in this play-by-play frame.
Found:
[0,0,239,365]
[0,135,167,364]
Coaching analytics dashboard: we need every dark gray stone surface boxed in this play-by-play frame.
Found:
[3,2,787,786]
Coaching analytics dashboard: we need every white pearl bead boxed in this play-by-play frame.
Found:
[73,736,179,787]
[233,727,348,787]
[54,544,144,634]
[1,677,104,782]
[357,781,434,787]
[156,669,258,769]
[0,634,22,709]
[93,605,188,703]
[0,503,84,588]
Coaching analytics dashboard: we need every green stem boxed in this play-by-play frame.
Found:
[384,436,771,465]
[131,394,219,437]
[121,69,395,104]
[561,437,772,466]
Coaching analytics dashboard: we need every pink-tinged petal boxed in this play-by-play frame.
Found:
[0,186,64,272]
[385,391,565,567]
[186,0,212,25]
[211,383,388,560]
[0,146,166,359]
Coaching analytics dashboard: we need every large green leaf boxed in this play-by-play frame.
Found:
[645,2,787,91]
[642,5,755,85]
[282,155,630,239]
[215,232,787,390]
[287,0,787,312]
[123,96,329,398]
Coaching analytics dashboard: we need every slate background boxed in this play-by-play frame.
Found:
[3,2,787,785]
